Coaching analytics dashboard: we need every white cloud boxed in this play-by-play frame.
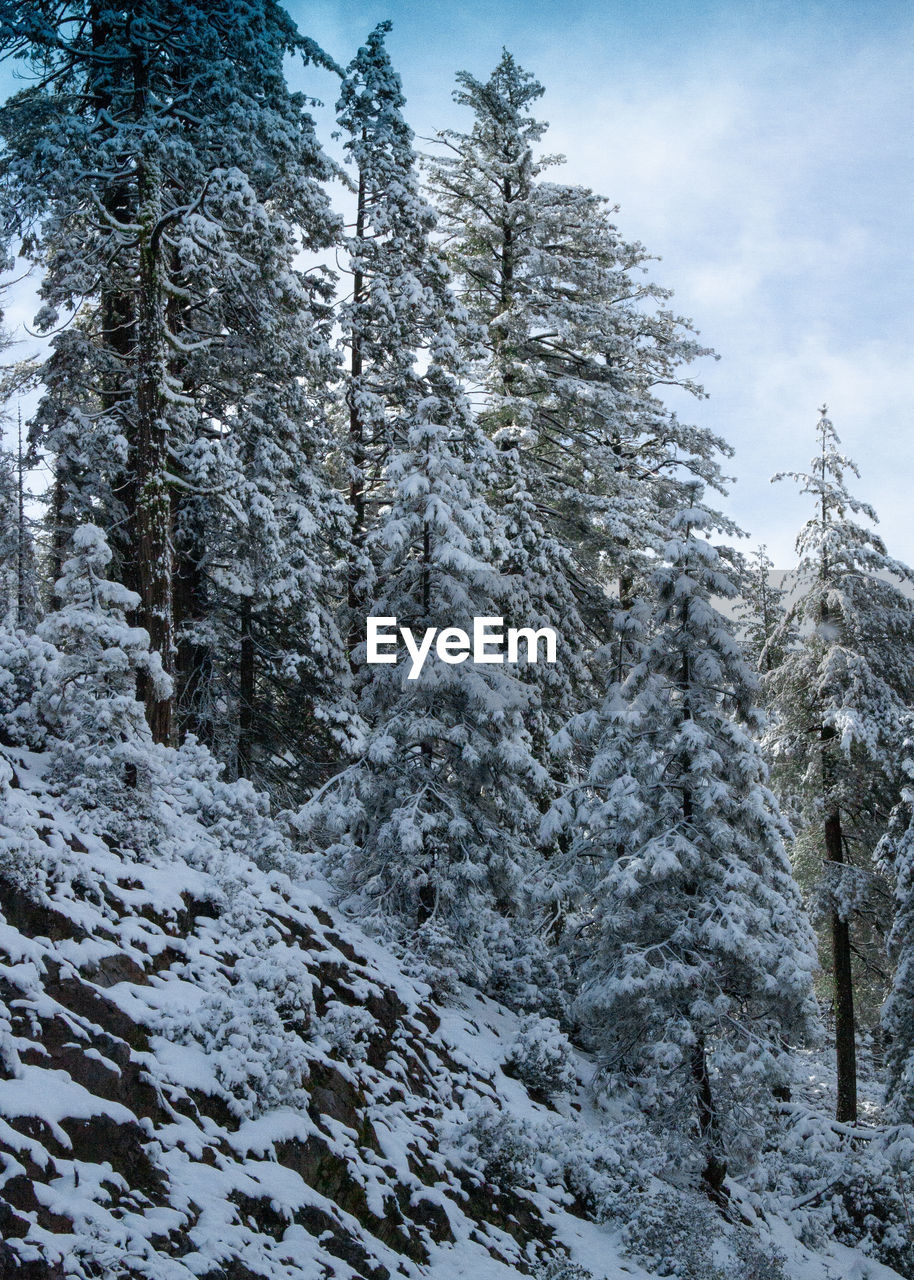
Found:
[535,30,914,564]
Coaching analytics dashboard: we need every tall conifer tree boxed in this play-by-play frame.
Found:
[426,51,728,715]
[766,408,914,1123]
[554,494,819,1192]
[305,27,547,985]
[0,0,346,769]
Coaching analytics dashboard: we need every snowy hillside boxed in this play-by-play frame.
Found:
[3,6,914,1280]
[0,741,906,1280]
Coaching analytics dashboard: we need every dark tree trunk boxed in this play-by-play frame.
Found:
[820,705,857,1124]
[16,409,27,625]
[691,1038,728,1201]
[614,565,635,681]
[677,549,727,1199]
[826,805,858,1123]
[103,282,138,597]
[93,5,138,598]
[347,168,367,666]
[132,43,175,745]
[50,472,68,586]
[237,595,255,778]
[174,507,212,745]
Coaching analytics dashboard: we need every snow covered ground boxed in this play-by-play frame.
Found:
[0,742,906,1280]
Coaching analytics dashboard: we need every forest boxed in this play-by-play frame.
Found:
[0,4,913,1279]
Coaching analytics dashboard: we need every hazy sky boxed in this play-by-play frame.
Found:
[4,1,913,566]
[292,0,914,566]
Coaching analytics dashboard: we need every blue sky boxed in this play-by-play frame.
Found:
[290,0,914,565]
[3,1,913,565]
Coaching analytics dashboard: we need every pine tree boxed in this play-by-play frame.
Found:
[0,0,345,767]
[765,408,914,1123]
[0,321,39,628]
[36,524,170,854]
[303,27,547,986]
[425,51,728,706]
[336,20,448,654]
[878,765,914,1120]
[556,493,819,1193]
[0,436,20,623]
[736,544,786,675]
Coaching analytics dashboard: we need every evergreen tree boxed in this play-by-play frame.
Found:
[336,20,450,652]
[304,27,547,987]
[425,51,728,704]
[878,764,914,1119]
[736,544,786,675]
[36,524,169,854]
[0,320,39,628]
[555,494,819,1193]
[0,0,345,767]
[765,408,914,1123]
[0,435,21,623]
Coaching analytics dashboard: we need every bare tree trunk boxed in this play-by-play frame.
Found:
[347,168,367,667]
[133,45,175,745]
[237,595,255,778]
[174,506,212,744]
[691,1037,727,1200]
[826,805,857,1123]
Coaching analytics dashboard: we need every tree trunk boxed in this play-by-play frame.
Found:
[50,471,67,586]
[820,701,857,1124]
[135,162,176,745]
[237,595,255,778]
[347,168,366,666]
[691,1038,728,1200]
[826,805,857,1123]
[93,4,138,598]
[174,507,212,744]
[16,408,27,625]
[133,42,176,744]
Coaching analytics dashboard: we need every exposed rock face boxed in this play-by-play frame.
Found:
[0,759,557,1280]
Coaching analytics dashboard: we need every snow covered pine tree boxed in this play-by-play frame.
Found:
[553,492,819,1195]
[36,524,170,855]
[0,0,347,786]
[736,544,786,676]
[879,756,914,1122]
[425,50,729,731]
[302,26,548,990]
[766,407,914,1123]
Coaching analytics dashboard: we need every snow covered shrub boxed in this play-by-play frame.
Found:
[455,1103,540,1188]
[556,1118,663,1221]
[166,737,290,874]
[621,1188,728,1280]
[485,919,574,1020]
[180,947,314,1121]
[317,1001,376,1063]
[506,1013,576,1101]
[405,920,464,1000]
[733,1235,789,1280]
[828,1138,914,1279]
[756,1097,914,1275]
[533,1256,593,1280]
[0,750,50,891]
